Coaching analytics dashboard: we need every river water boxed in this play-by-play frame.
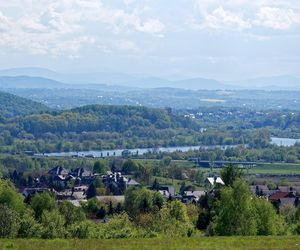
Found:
[35,144,238,158]
[271,137,300,147]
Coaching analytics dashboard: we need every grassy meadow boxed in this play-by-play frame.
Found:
[249,163,300,175]
[1,237,300,250]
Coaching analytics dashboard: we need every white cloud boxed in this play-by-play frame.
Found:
[190,0,300,32]
[205,6,251,30]
[0,11,11,31]
[255,6,300,30]
[189,6,251,31]
[0,0,165,57]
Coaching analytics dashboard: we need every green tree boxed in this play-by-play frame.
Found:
[152,192,164,210]
[159,200,193,237]
[68,220,95,239]
[213,179,257,236]
[58,201,86,226]
[86,183,97,199]
[0,178,25,213]
[280,203,296,225]
[161,156,172,166]
[0,204,20,238]
[93,161,107,174]
[41,210,65,239]
[125,187,164,218]
[30,192,56,220]
[254,198,278,235]
[122,159,138,174]
[220,164,244,187]
[18,210,42,238]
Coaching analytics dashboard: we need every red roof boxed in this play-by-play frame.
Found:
[269,191,294,201]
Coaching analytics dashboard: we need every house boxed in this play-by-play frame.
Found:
[205,176,225,190]
[48,166,69,177]
[250,185,271,196]
[182,190,205,204]
[158,186,176,197]
[102,172,127,195]
[71,168,93,178]
[70,167,94,184]
[22,188,53,199]
[96,195,125,203]
[269,191,298,207]
[68,199,86,207]
[278,186,293,192]
[126,178,140,187]
[158,190,170,198]
[278,186,300,195]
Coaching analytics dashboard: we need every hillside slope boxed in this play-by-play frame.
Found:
[0,90,49,119]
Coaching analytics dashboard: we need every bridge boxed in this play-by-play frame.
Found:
[188,158,257,168]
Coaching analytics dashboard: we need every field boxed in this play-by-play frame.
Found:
[1,237,300,250]
[137,159,300,175]
[249,163,300,175]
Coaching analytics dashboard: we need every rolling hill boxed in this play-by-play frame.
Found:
[0,90,49,119]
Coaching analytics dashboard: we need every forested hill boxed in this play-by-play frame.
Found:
[0,104,203,153]
[19,105,199,135]
[0,90,49,119]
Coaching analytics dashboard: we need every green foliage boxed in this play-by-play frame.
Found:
[280,204,297,225]
[86,183,97,199]
[213,179,257,236]
[124,187,164,219]
[0,179,25,213]
[67,220,95,239]
[0,90,48,119]
[30,193,56,220]
[0,205,20,238]
[58,201,86,226]
[254,198,279,235]
[0,104,202,154]
[41,210,65,239]
[18,210,43,238]
[122,160,138,174]
[220,164,244,187]
[102,213,137,239]
[1,237,300,249]
[159,200,194,237]
[93,161,107,174]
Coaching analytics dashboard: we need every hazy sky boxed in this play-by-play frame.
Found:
[0,0,300,80]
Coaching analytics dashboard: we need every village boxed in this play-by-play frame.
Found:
[18,163,300,214]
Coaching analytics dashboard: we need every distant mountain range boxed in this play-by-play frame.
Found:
[228,75,300,90]
[0,67,300,91]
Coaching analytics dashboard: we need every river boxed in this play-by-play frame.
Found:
[271,137,300,147]
[35,144,238,158]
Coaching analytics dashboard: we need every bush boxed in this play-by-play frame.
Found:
[67,220,95,239]
[41,210,65,239]
[0,204,20,238]
[18,210,43,238]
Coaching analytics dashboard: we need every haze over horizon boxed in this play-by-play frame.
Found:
[0,0,300,82]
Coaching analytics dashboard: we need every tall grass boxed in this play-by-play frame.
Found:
[1,237,300,250]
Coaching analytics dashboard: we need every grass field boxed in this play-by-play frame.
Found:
[249,163,300,175]
[137,159,300,175]
[1,237,300,250]
[151,176,204,193]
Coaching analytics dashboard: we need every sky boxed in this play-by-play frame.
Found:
[0,0,300,80]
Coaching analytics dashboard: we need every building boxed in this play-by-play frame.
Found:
[182,190,205,204]
[269,191,298,207]
[250,185,272,197]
